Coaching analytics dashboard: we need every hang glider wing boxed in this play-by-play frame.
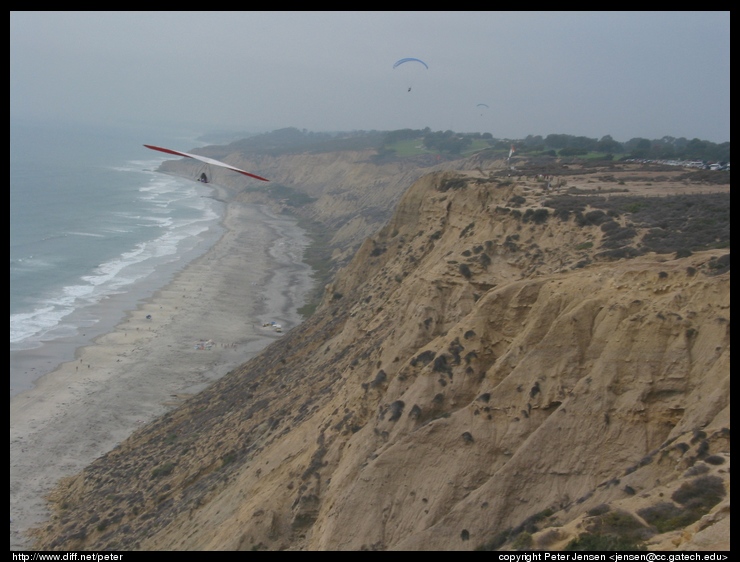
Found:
[143,144,269,182]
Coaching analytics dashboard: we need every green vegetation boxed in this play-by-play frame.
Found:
[221,452,237,466]
[565,510,650,551]
[150,462,176,479]
[410,350,436,367]
[383,138,432,157]
[581,152,615,161]
[511,531,532,550]
[558,147,590,157]
[475,529,511,551]
[217,127,385,157]
[462,138,495,156]
[476,509,555,551]
[388,400,405,421]
[376,128,503,159]
[201,127,727,165]
[565,533,646,551]
[543,193,729,256]
[639,475,726,534]
[522,208,549,224]
[293,217,335,318]
[671,475,726,511]
[436,177,468,193]
[637,502,697,533]
[519,133,730,162]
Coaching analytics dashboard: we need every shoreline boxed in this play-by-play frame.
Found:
[10,192,314,550]
[9,203,227,401]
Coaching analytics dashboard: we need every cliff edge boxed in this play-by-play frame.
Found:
[32,160,729,551]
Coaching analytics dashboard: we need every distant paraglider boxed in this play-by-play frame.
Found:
[393,57,428,92]
[143,144,269,183]
[477,103,490,116]
[393,58,429,70]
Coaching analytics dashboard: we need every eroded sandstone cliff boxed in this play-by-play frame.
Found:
[33,163,729,551]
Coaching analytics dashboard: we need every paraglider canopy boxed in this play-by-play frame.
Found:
[143,144,269,182]
[393,57,429,70]
[393,57,428,92]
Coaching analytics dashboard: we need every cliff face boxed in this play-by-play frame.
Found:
[160,148,466,265]
[33,164,729,551]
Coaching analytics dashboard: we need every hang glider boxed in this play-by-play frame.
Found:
[143,144,269,182]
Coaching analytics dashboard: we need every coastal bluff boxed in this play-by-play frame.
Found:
[32,147,729,551]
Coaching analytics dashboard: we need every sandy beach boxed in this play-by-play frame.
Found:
[10,191,315,550]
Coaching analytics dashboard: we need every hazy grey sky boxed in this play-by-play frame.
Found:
[10,11,730,143]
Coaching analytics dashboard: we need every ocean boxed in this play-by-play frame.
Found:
[10,118,227,398]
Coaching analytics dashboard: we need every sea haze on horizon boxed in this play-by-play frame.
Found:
[10,119,224,396]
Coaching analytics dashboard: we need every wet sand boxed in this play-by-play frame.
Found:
[10,193,315,550]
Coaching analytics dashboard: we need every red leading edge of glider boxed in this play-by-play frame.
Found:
[143,144,269,182]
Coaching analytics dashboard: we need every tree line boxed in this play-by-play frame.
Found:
[215,126,729,164]
[384,129,729,162]
[518,134,729,163]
